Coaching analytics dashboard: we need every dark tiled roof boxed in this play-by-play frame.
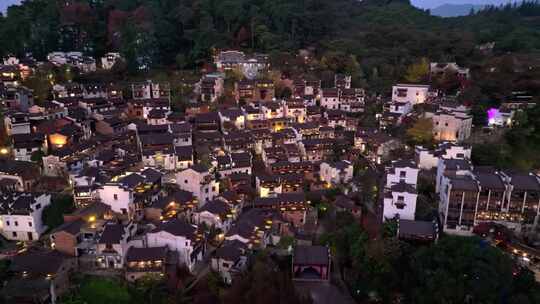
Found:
[141,168,163,183]
[398,219,435,238]
[119,173,145,189]
[253,193,306,207]
[450,175,478,191]
[151,190,194,209]
[390,182,417,194]
[148,109,167,119]
[198,199,231,218]
[0,193,42,214]
[294,245,329,265]
[190,164,209,173]
[214,242,243,262]
[126,246,167,262]
[52,219,84,235]
[71,201,111,217]
[11,250,70,275]
[0,159,40,180]
[443,159,472,171]
[509,173,540,191]
[475,172,505,190]
[175,146,193,161]
[98,223,125,244]
[153,218,197,238]
[392,159,417,169]
[140,133,174,145]
[226,209,274,239]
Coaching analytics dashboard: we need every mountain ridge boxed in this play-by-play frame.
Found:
[431,3,486,17]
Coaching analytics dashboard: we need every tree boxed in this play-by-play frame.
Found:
[130,275,168,304]
[404,58,429,83]
[222,253,312,304]
[406,118,434,146]
[405,236,519,304]
[42,194,75,231]
[78,277,131,304]
[30,150,45,164]
[175,53,188,70]
[382,219,398,238]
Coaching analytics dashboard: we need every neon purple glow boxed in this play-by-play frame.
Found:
[487,108,499,120]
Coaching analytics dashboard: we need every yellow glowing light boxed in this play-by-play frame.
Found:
[0,148,8,155]
[50,134,67,147]
[88,216,96,222]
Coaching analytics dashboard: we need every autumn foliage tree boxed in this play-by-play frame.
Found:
[404,57,430,83]
[406,118,434,146]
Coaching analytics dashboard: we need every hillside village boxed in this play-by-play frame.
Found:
[1,1,540,304]
[1,46,538,303]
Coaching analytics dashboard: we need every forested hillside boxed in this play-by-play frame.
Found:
[1,0,539,94]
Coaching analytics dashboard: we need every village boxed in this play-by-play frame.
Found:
[0,45,539,304]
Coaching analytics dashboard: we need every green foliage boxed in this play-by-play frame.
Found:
[382,219,398,238]
[277,236,295,249]
[405,236,519,304]
[175,53,188,70]
[42,194,75,231]
[130,275,168,304]
[30,150,45,164]
[472,105,540,170]
[63,277,131,304]
[404,57,429,83]
[2,1,540,90]
[406,118,434,146]
[221,253,311,304]
[319,211,368,272]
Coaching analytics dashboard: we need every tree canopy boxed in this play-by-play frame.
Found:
[2,0,540,94]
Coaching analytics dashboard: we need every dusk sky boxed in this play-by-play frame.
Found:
[411,0,514,9]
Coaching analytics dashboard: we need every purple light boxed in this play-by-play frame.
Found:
[487,108,499,120]
[487,108,500,126]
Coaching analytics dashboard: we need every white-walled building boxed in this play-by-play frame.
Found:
[256,174,282,198]
[438,174,479,235]
[435,158,473,193]
[146,218,204,272]
[0,193,51,241]
[284,103,307,123]
[199,74,225,103]
[96,170,162,218]
[319,161,354,185]
[193,199,234,232]
[382,160,420,222]
[97,183,135,218]
[392,84,430,105]
[261,102,285,119]
[415,143,471,170]
[320,89,340,110]
[176,165,219,205]
[388,101,413,116]
[386,160,419,187]
[432,107,472,142]
[101,52,123,70]
[131,80,171,101]
[219,108,246,130]
[96,222,137,269]
[383,182,418,221]
[215,152,252,177]
[3,113,31,136]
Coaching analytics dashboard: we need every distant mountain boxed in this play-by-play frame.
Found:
[430,3,485,17]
